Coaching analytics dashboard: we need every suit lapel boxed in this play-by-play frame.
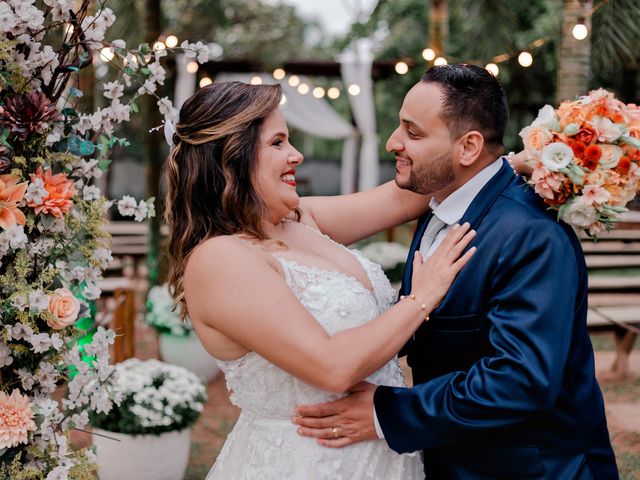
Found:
[458,159,516,230]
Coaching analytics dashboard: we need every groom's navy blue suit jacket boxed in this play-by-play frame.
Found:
[374,160,618,479]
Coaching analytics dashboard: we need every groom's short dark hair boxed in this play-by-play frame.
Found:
[422,64,508,155]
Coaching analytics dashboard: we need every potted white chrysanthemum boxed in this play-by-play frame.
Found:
[146,284,220,382]
[89,358,207,480]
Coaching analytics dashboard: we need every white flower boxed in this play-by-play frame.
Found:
[92,247,113,267]
[157,97,178,122]
[137,79,157,96]
[16,368,36,390]
[592,116,624,143]
[560,198,598,228]
[531,104,561,131]
[111,39,126,49]
[0,342,13,368]
[82,185,101,201]
[25,177,49,205]
[29,289,50,313]
[117,195,137,216]
[598,144,624,169]
[134,199,149,222]
[0,3,16,32]
[103,81,124,100]
[3,225,28,250]
[541,142,574,172]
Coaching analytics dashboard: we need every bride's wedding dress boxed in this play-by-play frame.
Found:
[206,231,423,479]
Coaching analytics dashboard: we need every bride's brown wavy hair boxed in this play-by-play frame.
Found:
[165,81,283,317]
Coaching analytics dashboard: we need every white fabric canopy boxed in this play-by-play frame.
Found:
[339,38,379,192]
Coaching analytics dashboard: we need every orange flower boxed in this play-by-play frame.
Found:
[0,390,36,449]
[28,167,75,218]
[0,174,28,230]
[617,156,632,175]
[585,145,602,161]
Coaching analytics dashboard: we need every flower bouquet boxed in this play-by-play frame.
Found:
[89,359,207,480]
[146,284,192,336]
[520,89,640,237]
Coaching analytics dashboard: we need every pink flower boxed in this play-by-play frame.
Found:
[581,185,611,205]
[0,390,36,449]
[532,168,564,200]
[47,288,81,329]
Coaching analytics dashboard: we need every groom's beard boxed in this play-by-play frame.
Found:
[396,150,456,195]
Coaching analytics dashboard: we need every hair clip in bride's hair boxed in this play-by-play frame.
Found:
[164,119,176,147]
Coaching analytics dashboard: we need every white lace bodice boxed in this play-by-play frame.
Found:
[216,239,405,418]
[207,226,423,479]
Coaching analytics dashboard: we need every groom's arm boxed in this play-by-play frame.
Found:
[375,219,580,453]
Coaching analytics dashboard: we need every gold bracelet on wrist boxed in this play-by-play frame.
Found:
[400,293,431,321]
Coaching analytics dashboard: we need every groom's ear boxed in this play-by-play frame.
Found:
[456,130,484,167]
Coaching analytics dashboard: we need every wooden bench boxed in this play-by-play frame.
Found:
[584,211,640,380]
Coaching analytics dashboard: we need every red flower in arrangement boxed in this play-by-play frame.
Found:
[571,141,587,158]
[0,92,63,141]
[616,156,632,175]
[27,167,76,218]
[574,127,597,145]
[583,145,602,171]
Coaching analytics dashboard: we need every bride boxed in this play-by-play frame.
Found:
[164,81,476,479]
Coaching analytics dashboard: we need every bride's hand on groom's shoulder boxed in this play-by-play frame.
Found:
[292,382,378,448]
[411,223,476,310]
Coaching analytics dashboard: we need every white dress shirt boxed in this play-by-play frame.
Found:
[373,157,503,439]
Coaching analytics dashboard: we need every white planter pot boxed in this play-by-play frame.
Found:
[158,332,220,383]
[92,427,191,480]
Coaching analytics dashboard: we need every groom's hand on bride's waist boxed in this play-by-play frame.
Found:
[293,381,378,448]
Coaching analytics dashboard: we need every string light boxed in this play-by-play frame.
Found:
[312,87,326,98]
[273,68,286,80]
[297,83,310,95]
[395,61,409,74]
[434,57,448,66]
[518,52,533,67]
[485,63,499,76]
[199,77,212,87]
[348,84,361,96]
[288,75,300,87]
[153,41,166,51]
[572,21,588,40]
[327,87,341,99]
[422,48,436,61]
[165,35,178,48]
[99,47,114,62]
[250,76,263,85]
[186,61,199,73]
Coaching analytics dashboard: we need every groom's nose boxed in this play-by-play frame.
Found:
[386,127,403,153]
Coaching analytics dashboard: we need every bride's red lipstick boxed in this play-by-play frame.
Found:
[280,168,296,187]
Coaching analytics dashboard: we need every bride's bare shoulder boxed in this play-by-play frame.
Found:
[186,235,261,276]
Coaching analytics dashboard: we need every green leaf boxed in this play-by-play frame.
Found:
[67,135,81,155]
[124,66,135,76]
[0,128,12,148]
[141,67,151,75]
[61,108,78,118]
[98,158,112,171]
[130,102,139,113]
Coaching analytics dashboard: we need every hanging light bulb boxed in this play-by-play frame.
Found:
[250,76,263,85]
[572,20,588,40]
[327,87,341,99]
[297,83,310,95]
[199,77,213,87]
[485,63,499,76]
[518,51,533,67]
[422,48,436,61]
[348,84,361,96]
[395,61,409,74]
[288,75,300,87]
[186,61,199,74]
[434,57,448,66]
[273,68,286,80]
[312,87,326,98]
[165,35,179,48]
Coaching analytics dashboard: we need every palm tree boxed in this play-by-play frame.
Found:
[556,0,593,102]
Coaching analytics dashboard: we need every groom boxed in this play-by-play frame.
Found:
[294,64,618,479]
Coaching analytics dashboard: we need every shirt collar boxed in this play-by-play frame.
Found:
[429,157,503,225]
